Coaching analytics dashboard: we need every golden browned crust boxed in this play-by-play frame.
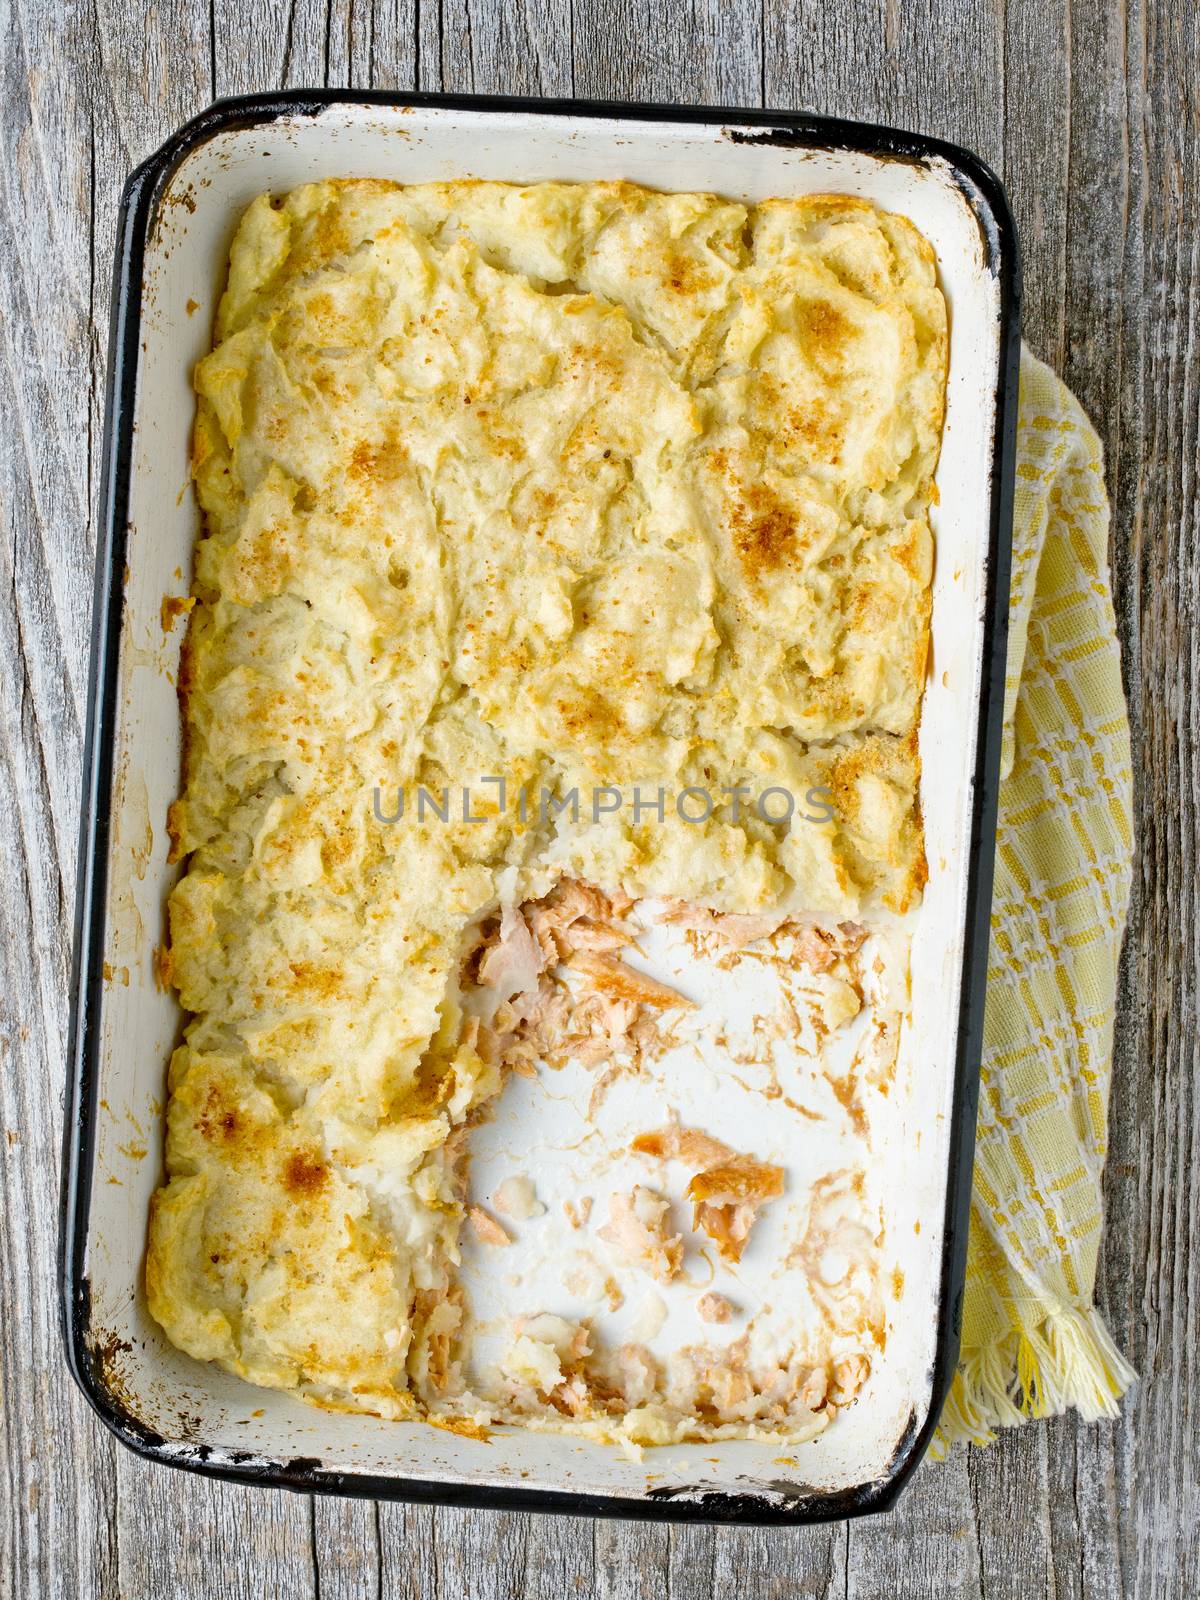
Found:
[148,176,945,1422]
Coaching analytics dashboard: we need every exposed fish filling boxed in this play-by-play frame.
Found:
[445,879,878,1442]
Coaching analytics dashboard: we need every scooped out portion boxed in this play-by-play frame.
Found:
[148,175,943,1446]
[150,875,890,1445]
[433,886,888,1446]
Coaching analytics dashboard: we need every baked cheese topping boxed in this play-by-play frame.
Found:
[148,179,945,1436]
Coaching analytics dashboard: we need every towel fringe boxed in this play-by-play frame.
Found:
[929,1305,1135,1459]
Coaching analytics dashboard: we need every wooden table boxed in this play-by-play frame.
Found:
[2,2,1195,1594]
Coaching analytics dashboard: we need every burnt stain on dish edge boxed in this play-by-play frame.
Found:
[724,123,935,161]
[646,1404,920,1514]
[721,123,1007,282]
[885,1404,922,1474]
[646,1481,857,1519]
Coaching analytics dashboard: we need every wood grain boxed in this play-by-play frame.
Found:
[1,0,1196,1596]
[1,2,117,1597]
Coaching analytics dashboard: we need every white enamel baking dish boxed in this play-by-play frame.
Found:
[62,92,1019,1524]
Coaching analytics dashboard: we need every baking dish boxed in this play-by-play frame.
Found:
[62,90,1019,1523]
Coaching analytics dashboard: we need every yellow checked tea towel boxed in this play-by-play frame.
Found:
[933,346,1137,1454]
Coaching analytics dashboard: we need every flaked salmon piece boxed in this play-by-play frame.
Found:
[545,878,616,921]
[472,953,559,1070]
[523,913,560,966]
[506,1048,539,1079]
[586,1059,626,1120]
[658,901,786,951]
[572,987,640,1039]
[483,1025,544,1077]
[570,1034,619,1069]
[792,921,867,972]
[440,1125,472,1199]
[573,951,693,1009]
[631,1120,735,1169]
[792,926,838,973]
[626,1010,674,1061]
[537,877,634,924]
[477,903,546,997]
[546,988,637,1069]
[558,919,634,955]
[551,1374,592,1416]
[613,1342,658,1405]
[524,878,628,961]
[410,1284,464,1396]
[592,995,643,1056]
[830,1353,871,1405]
[709,1362,754,1411]
[799,1366,828,1411]
[605,886,636,918]
[658,903,868,967]
[687,1158,787,1206]
[563,1196,593,1229]
[461,882,686,1079]
[687,1158,786,1264]
[769,919,868,974]
[597,1186,683,1283]
[473,1021,503,1065]
[519,983,570,1048]
[696,1292,735,1325]
[467,1205,511,1247]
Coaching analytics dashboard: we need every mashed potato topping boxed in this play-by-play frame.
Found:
[147,179,945,1438]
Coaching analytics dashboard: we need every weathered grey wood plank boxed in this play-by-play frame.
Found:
[384,1504,537,1600]
[335,0,419,92]
[377,1504,439,1599]
[846,1449,982,1600]
[763,0,1004,159]
[570,0,763,106]
[210,0,331,97]
[310,1494,383,1600]
[1002,0,1072,372]
[440,0,573,95]
[594,1519,671,1600]
[687,1521,847,1600]
[1036,1,1152,1594]
[0,0,120,1595]
[1103,0,1200,1594]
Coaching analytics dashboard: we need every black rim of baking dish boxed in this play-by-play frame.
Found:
[61,88,1021,1526]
